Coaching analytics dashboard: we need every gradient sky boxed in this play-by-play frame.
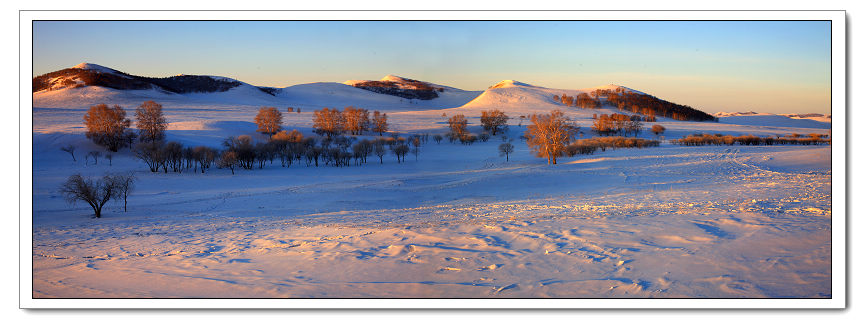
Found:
[33,21,831,114]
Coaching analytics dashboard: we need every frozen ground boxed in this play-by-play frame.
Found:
[30,80,832,298]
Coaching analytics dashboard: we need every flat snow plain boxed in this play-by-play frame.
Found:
[31,102,832,298]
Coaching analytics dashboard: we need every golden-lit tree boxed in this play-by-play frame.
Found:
[84,104,133,152]
[343,106,370,135]
[254,106,283,136]
[448,114,468,138]
[372,111,388,136]
[480,109,509,135]
[312,107,344,137]
[524,110,578,165]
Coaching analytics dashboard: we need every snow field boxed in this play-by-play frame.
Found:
[30,75,832,298]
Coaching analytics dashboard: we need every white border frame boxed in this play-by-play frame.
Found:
[19,10,846,309]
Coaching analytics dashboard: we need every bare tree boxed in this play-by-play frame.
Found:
[218,151,238,174]
[84,104,134,152]
[222,136,255,170]
[313,108,344,137]
[86,151,102,165]
[372,111,388,136]
[411,136,421,161]
[104,153,113,166]
[110,173,135,212]
[162,141,185,173]
[135,101,167,143]
[255,106,283,136]
[59,174,118,218]
[480,110,509,135]
[448,114,468,139]
[524,110,578,165]
[343,106,370,135]
[392,144,409,163]
[192,146,217,173]
[60,145,76,162]
[433,134,443,144]
[134,142,163,172]
[499,142,515,161]
[373,139,387,164]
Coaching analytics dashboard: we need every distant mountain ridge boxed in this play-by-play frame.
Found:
[343,75,449,100]
[33,63,249,94]
[33,63,774,124]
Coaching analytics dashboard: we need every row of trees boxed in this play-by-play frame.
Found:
[591,113,645,136]
[565,137,660,156]
[312,107,389,137]
[83,101,168,152]
[554,93,602,109]
[605,90,715,122]
[671,134,831,146]
[134,142,219,174]
[552,88,715,122]
[444,110,510,144]
[133,129,432,175]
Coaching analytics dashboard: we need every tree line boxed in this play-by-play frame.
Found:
[671,133,831,146]
[591,113,650,137]
[553,87,715,122]
[565,136,660,156]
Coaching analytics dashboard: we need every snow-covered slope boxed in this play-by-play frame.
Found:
[714,112,831,129]
[34,64,483,111]
[71,62,123,74]
[461,80,562,109]
[458,80,643,119]
[29,65,834,299]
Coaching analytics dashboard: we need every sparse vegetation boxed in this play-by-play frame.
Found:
[565,137,660,156]
[672,134,831,146]
[592,113,645,136]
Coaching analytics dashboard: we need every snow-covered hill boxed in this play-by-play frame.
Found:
[459,80,652,119]
[33,64,483,111]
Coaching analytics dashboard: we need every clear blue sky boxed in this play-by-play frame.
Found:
[33,21,831,114]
